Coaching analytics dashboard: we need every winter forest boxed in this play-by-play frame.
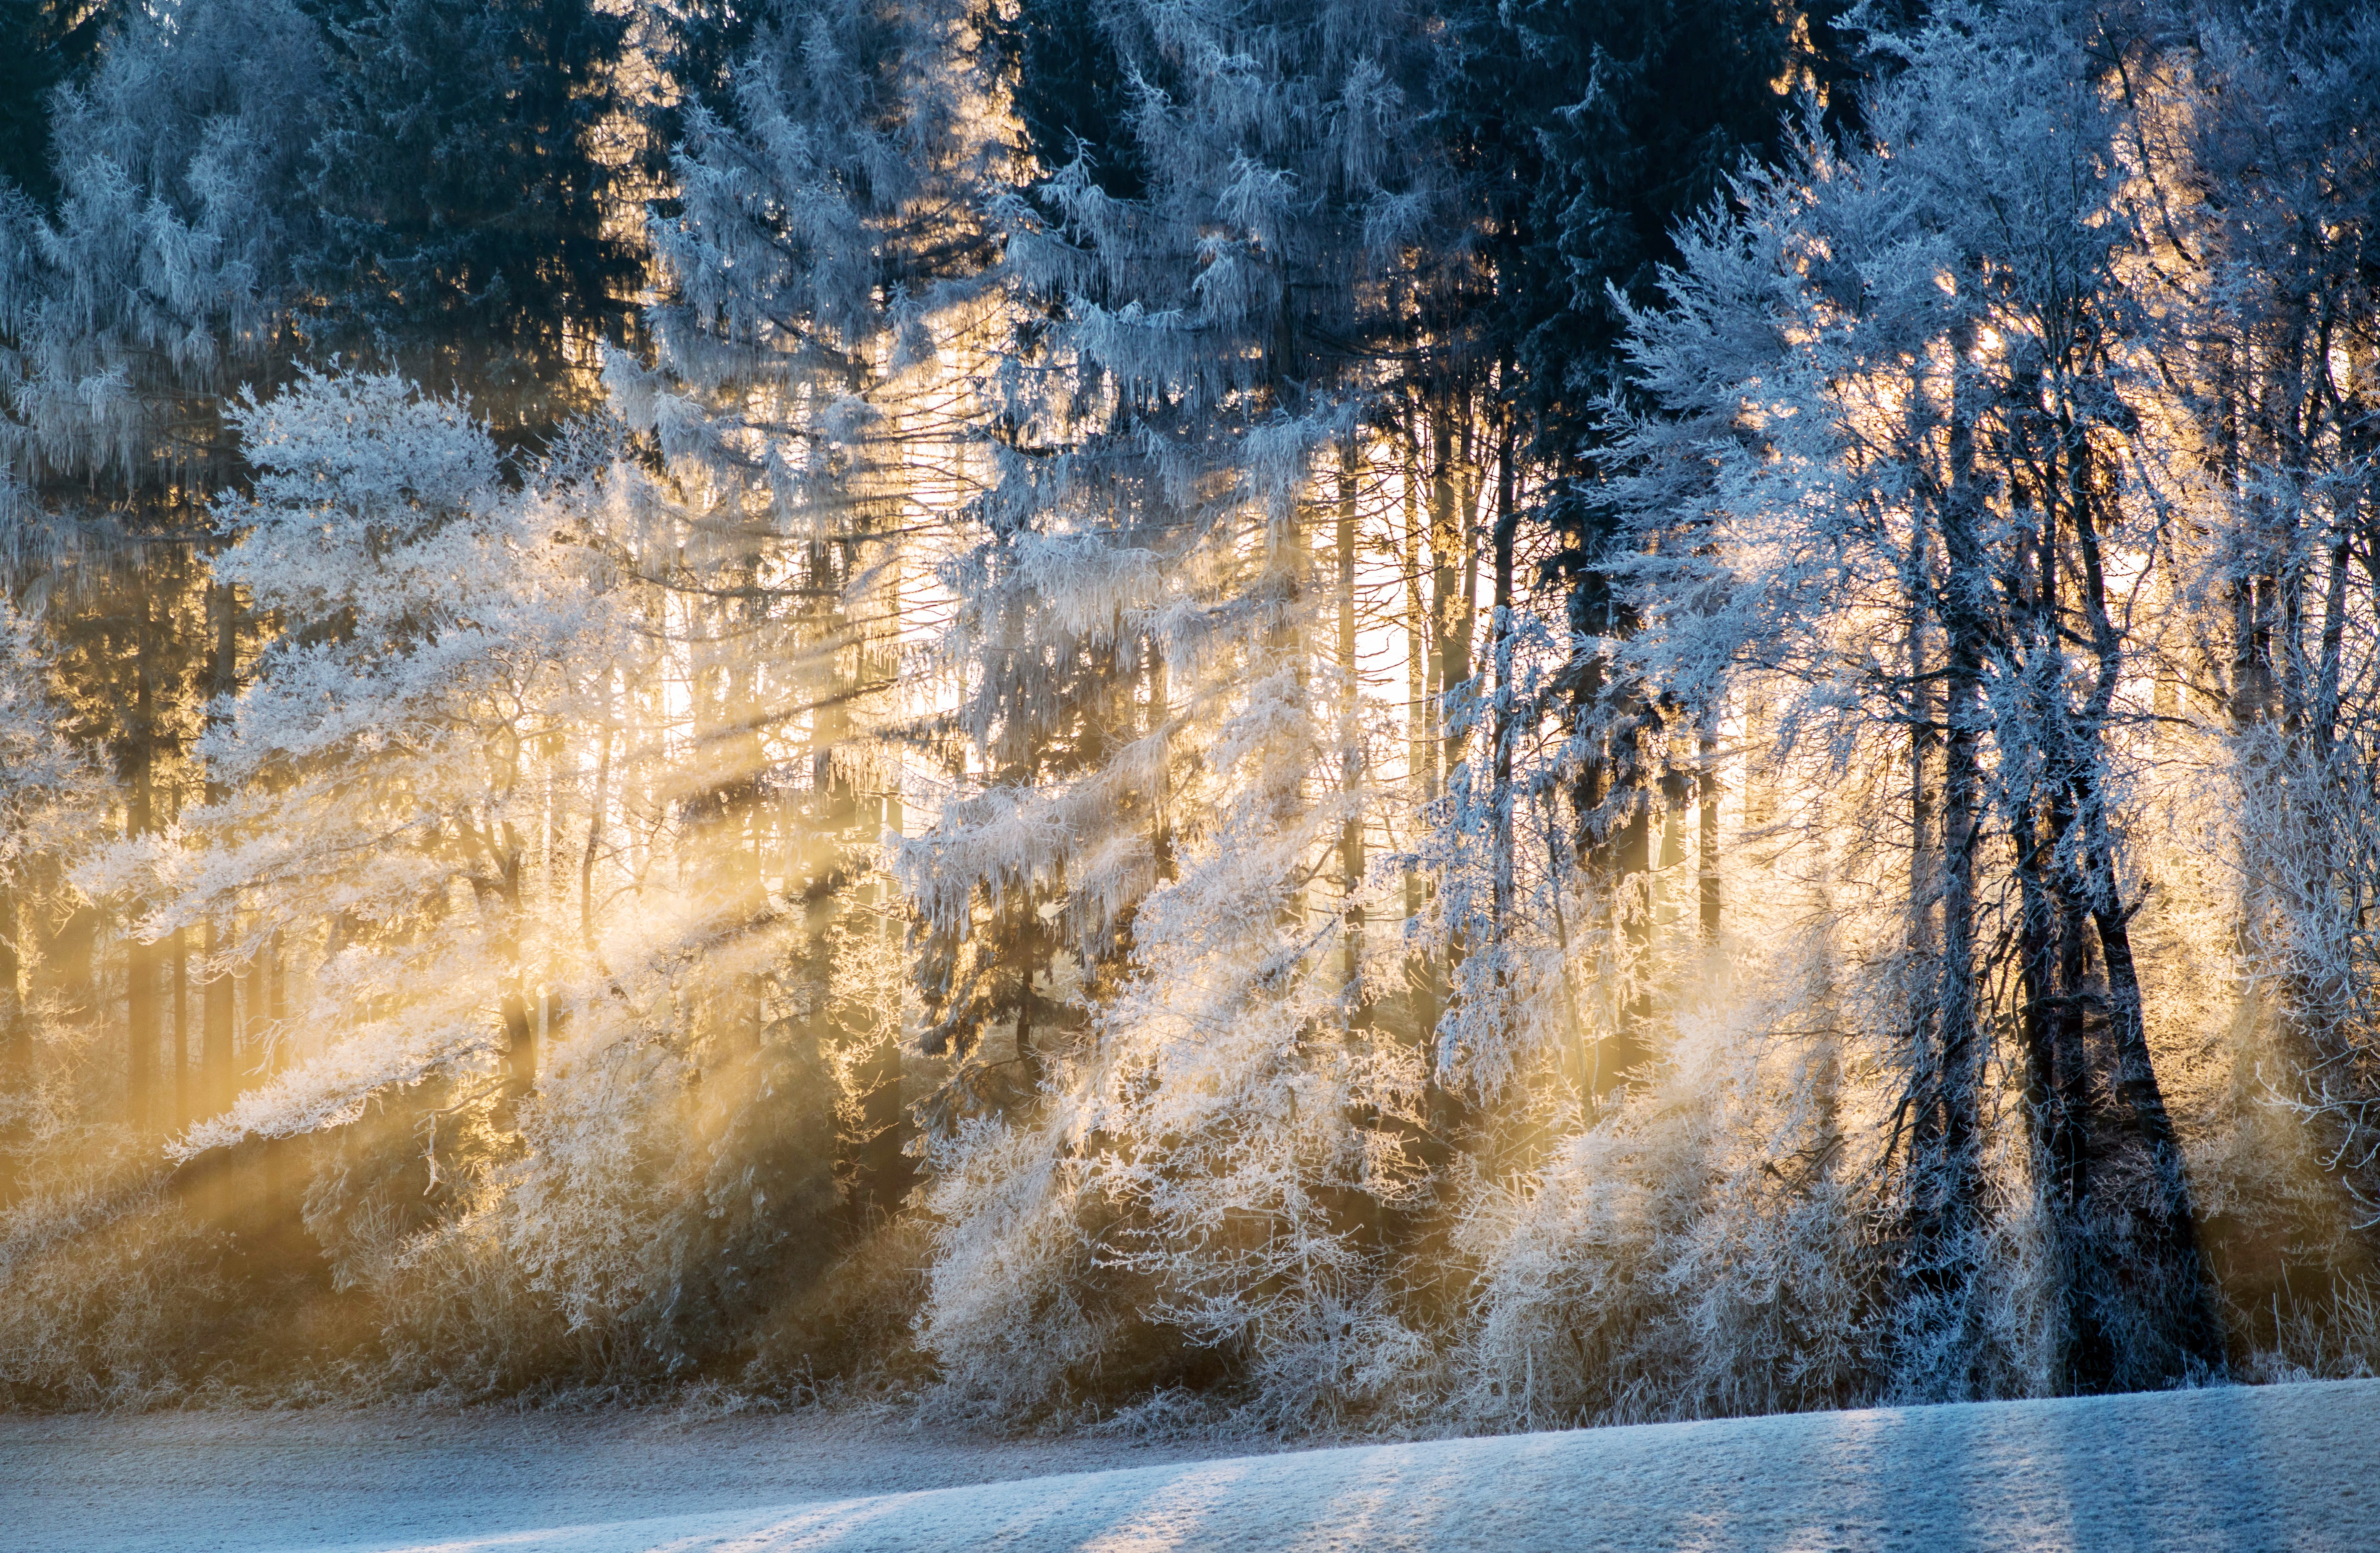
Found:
[2,0,2378,1433]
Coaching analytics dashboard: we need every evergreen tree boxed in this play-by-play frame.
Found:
[1420,0,1810,1097]
[605,0,1019,1346]
[298,0,640,435]
[0,0,116,209]
[911,0,1465,1420]
[0,0,328,491]
[994,0,1143,197]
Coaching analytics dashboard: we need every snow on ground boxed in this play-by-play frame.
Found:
[6,1379,2377,1552]
[0,1406,1246,1553]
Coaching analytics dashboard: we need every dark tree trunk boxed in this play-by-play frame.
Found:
[1338,439,1367,1003]
[2092,866,2225,1376]
[171,924,188,1131]
[1697,715,1720,943]
[0,880,23,1204]
[2013,790,2106,1389]
[2067,424,2224,1383]
[1491,382,1519,927]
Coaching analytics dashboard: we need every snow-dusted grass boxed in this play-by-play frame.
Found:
[9,1379,2375,1552]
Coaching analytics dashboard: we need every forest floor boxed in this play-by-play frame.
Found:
[5,1377,2376,1552]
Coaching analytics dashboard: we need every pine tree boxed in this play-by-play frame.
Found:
[909,0,1468,1420]
[0,0,116,210]
[0,0,328,491]
[604,0,1018,1350]
[298,0,640,436]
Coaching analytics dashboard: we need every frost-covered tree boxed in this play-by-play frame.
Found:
[2141,11,2380,1271]
[902,0,1479,1422]
[0,0,116,210]
[0,0,327,491]
[0,602,99,1199]
[1596,2,2231,1394]
[558,0,1023,1355]
[91,369,623,1154]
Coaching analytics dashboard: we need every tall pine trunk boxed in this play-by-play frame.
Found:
[0,878,22,1204]
[1337,439,1366,1011]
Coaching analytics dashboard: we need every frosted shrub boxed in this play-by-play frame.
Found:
[916,1114,1111,1421]
[1456,985,1881,1428]
[498,1024,687,1337]
[362,1207,628,1401]
[0,1131,240,1406]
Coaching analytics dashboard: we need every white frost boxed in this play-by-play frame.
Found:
[240,1380,2380,1553]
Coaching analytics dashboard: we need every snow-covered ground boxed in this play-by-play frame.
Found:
[6,1379,2375,1552]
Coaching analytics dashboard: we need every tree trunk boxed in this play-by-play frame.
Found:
[1601,711,1655,1100]
[1697,713,1720,943]
[1337,439,1366,1010]
[486,820,536,1114]
[2092,864,2225,1374]
[171,924,188,1131]
[1912,320,1988,1370]
[581,717,611,953]
[2068,436,2224,1380]
[1491,378,1519,925]
[0,879,23,1204]
[1403,408,1440,1053]
[1429,391,1472,783]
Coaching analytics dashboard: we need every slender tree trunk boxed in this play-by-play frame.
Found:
[1429,392,1471,784]
[1404,408,1440,1052]
[171,924,188,1131]
[1603,713,1655,1100]
[2067,432,2224,1379]
[857,770,913,1219]
[1906,523,1938,1022]
[1491,376,1519,925]
[1925,657,1976,1196]
[582,684,613,955]
[1743,695,1772,832]
[489,823,536,1113]
[259,931,287,1208]
[0,879,23,1203]
[1337,439,1366,1012]
[1656,732,1687,942]
[1697,712,1720,943]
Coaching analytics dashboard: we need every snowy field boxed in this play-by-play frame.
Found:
[6,1379,2376,1552]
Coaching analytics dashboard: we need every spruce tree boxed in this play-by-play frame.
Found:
[298,0,639,435]
[0,0,115,209]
